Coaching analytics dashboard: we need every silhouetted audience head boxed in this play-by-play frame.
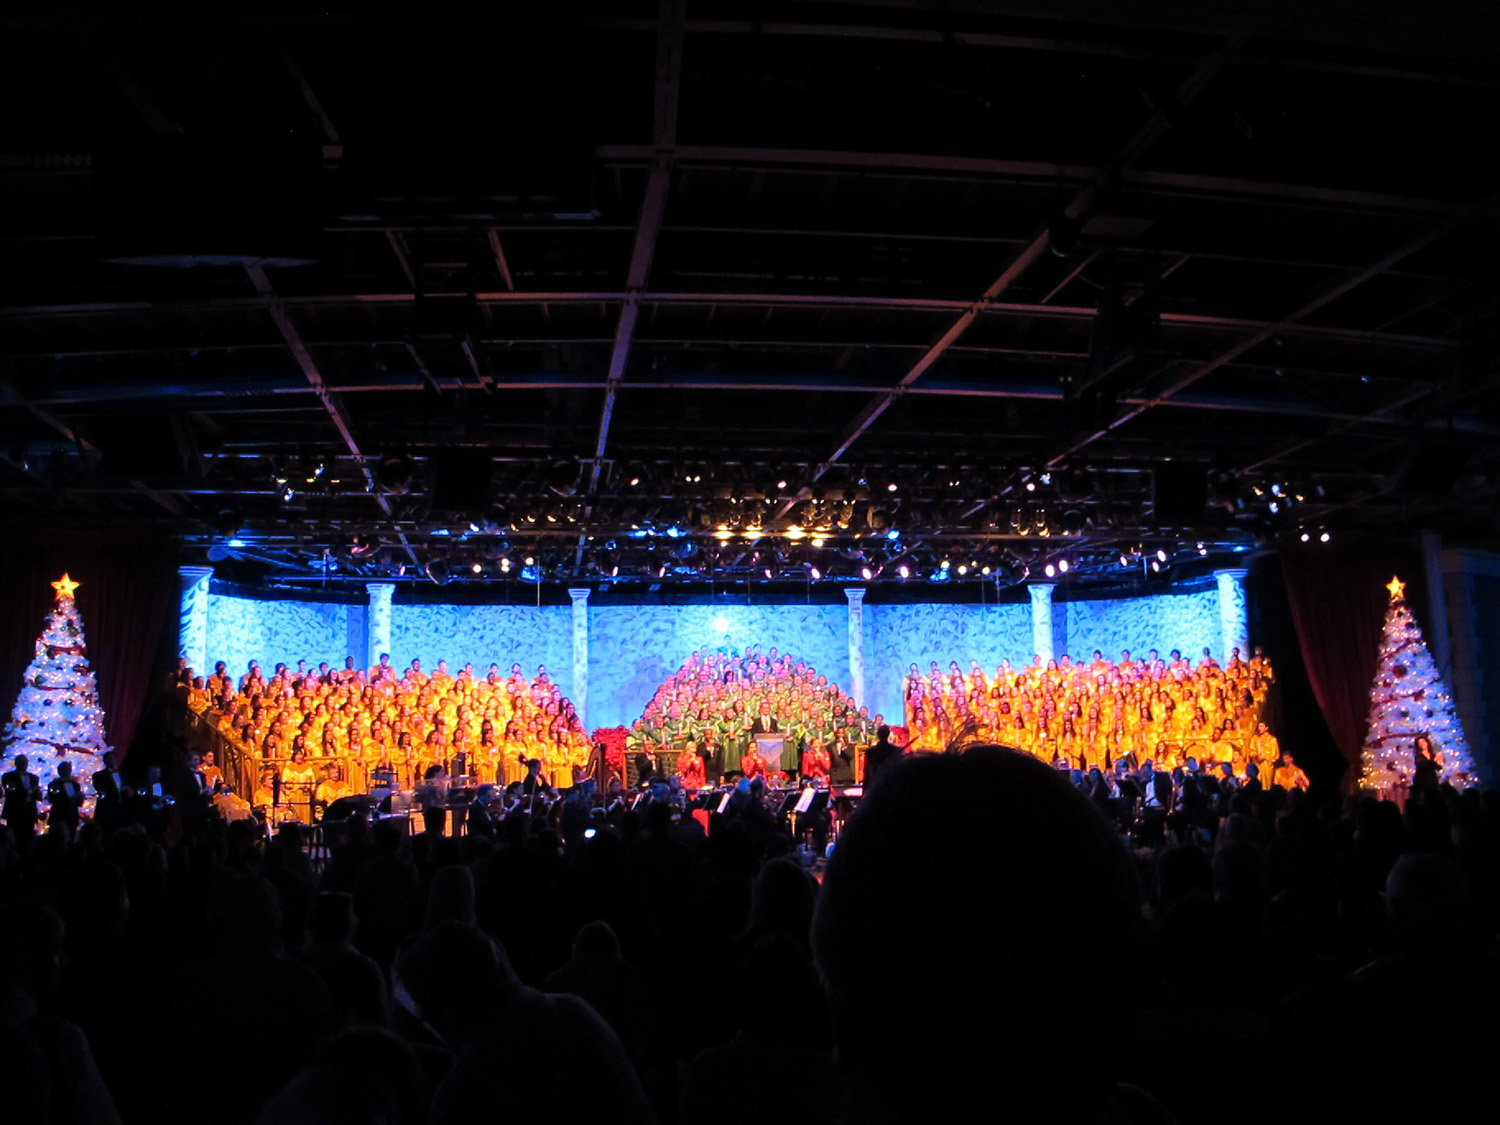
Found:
[813,744,1141,1122]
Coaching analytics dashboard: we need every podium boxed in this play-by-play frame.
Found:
[754,733,787,772]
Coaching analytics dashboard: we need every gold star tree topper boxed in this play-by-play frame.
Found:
[51,573,80,600]
[1385,575,1405,599]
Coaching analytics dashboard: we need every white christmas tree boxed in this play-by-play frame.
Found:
[1359,575,1476,795]
[1,574,112,792]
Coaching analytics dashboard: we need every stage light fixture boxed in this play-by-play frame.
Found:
[375,453,414,494]
[471,562,482,574]
[1320,530,1331,543]
[785,527,806,540]
[1044,563,1056,578]
[1299,531,1310,542]
[887,528,900,540]
[1058,558,1070,573]
[1156,548,1168,562]
[810,566,822,580]
[1151,559,1161,573]
[898,564,910,579]
[861,566,873,580]
[212,508,244,538]
[886,482,898,492]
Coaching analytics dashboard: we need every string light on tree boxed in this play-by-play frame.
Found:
[1358,574,1475,796]
[2,574,112,794]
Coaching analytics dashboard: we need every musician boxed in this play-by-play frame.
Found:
[316,763,355,807]
[2,754,42,840]
[677,739,707,791]
[740,745,766,782]
[252,766,280,818]
[801,737,831,787]
[1272,753,1310,791]
[633,741,660,787]
[46,761,85,835]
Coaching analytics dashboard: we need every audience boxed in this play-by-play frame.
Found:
[1,651,1497,1125]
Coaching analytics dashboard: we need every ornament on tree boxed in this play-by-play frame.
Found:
[2,574,112,795]
[1359,575,1476,796]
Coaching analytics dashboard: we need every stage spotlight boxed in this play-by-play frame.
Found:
[1151,559,1161,573]
[887,528,900,540]
[1320,530,1331,543]
[886,482,898,492]
[861,566,873,580]
[1156,548,1168,562]
[471,562,482,574]
[1058,558,1070,573]
[1120,553,1130,567]
[212,508,244,538]
[957,564,968,575]
[1045,563,1056,578]
[280,485,296,503]
[375,453,414,494]
[898,564,910,579]
[1299,531,1310,542]
[810,566,822,580]
[764,567,773,579]
[785,527,806,540]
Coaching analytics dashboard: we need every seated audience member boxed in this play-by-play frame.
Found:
[813,745,1149,1123]
[394,922,656,1125]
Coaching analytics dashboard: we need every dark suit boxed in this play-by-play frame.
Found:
[2,767,41,837]
[750,716,781,734]
[46,776,84,832]
[863,737,901,784]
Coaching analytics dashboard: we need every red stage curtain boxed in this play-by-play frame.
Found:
[1280,543,1421,785]
[0,526,178,765]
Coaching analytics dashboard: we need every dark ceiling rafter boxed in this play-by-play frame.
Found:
[244,264,418,566]
[774,31,1247,520]
[587,0,685,494]
[1049,194,1499,468]
[3,4,1498,589]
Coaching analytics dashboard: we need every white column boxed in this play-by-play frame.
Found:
[1028,583,1056,663]
[177,566,214,677]
[569,587,591,730]
[366,583,395,667]
[844,587,867,708]
[1214,568,1250,662]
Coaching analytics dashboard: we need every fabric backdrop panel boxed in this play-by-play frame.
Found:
[0,525,178,764]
